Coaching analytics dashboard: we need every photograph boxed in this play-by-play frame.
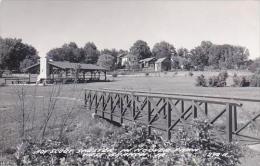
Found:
[0,0,260,165]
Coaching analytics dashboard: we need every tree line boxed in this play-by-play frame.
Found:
[0,36,255,72]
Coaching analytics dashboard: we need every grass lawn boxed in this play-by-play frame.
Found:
[0,70,259,165]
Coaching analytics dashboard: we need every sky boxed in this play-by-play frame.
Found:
[0,0,259,59]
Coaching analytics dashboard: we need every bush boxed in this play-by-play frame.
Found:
[112,72,118,77]
[196,74,207,87]
[208,71,228,87]
[188,71,193,77]
[250,69,260,87]
[233,74,250,87]
[13,120,242,166]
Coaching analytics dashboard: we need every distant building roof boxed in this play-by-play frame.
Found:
[155,57,168,63]
[139,57,156,63]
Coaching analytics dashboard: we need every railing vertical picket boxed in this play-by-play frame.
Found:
[181,100,184,113]
[233,105,237,132]
[110,95,113,121]
[205,102,208,116]
[167,98,172,140]
[148,97,151,136]
[120,95,123,124]
[226,103,233,142]
[193,100,197,118]
[84,90,87,107]
[132,94,135,120]
[102,93,105,118]
[95,92,98,114]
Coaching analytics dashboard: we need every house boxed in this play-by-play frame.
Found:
[139,57,157,70]
[117,53,129,67]
[155,57,171,71]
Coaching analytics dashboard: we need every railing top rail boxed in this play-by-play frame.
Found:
[85,88,242,106]
[99,88,260,103]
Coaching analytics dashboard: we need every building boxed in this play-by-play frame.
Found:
[155,57,171,71]
[24,57,108,84]
[139,57,157,70]
[117,53,129,67]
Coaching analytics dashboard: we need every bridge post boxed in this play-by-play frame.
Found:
[233,105,237,132]
[132,94,135,119]
[193,100,197,118]
[110,95,113,121]
[181,100,184,113]
[120,95,123,124]
[84,90,87,107]
[226,103,233,142]
[167,98,172,140]
[205,102,208,116]
[148,97,152,136]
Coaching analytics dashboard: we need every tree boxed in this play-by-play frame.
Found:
[97,54,116,70]
[47,42,84,62]
[101,48,119,58]
[0,37,38,72]
[82,42,100,64]
[152,41,176,59]
[129,40,152,60]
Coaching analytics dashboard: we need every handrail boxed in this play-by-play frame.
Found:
[84,88,242,106]
[100,88,260,103]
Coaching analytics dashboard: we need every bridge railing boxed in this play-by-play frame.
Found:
[84,88,260,143]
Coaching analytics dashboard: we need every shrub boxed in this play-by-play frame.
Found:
[250,69,260,87]
[188,71,193,77]
[112,72,118,77]
[233,75,250,87]
[13,120,242,166]
[196,74,207,87]
[208,71,228,87]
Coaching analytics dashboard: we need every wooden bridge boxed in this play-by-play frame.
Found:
[84,88,260,143]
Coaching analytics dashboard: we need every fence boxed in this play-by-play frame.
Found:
[84,88,260,143]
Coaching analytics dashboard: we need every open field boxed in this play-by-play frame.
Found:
[0,70,260,165]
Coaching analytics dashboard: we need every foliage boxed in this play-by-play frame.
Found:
[248,58,260,72]
[112,72,118,77]
[47,42,100,64]
[13,120,242,166]
[0,37,39,72]
[47,42,85,63]
[232,74,250,87]
[130,40,152,60]
[97,54,116,70]
[196,74,207,87]
[152,41,177,59]
[188,71,193,77]
[249,69,260,87]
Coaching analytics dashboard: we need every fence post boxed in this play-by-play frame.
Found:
[226,103,233,142]
[167,98,172,140]
[102,93,105,118]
